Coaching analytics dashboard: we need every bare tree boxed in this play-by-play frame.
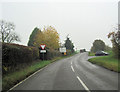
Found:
[0,20,20,43]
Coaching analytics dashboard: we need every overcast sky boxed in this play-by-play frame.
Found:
[0,0,119,50]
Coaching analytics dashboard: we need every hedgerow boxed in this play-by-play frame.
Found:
[2,43,39,75]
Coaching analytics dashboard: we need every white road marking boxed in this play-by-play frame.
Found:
[8,59,61,91]
[71,61,72,65]
[77,76,90,92]
[8,65,48,91]
[71,65,75,72]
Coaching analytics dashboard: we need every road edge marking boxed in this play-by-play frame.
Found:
[76,76,90,92]
[8,57,70,91]
[8,55,76,91]
[8,64,49,91]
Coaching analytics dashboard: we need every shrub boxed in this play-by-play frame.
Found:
[39,49,61,60]
[2,43,39,75]
[66,49,72,55]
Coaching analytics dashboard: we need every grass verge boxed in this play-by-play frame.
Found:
[88,52,120,72]
[88,52,95,56]
[2,52,77,91]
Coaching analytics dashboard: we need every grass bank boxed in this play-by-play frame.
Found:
[2,52,77,91]
[88,51,120,72]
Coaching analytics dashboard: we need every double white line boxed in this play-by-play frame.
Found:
[70,61,90,92]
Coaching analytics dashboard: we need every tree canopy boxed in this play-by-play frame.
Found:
[33,26,60,50]
[108,29,120,59]
[28,27,40,46]
[91,39,105,53]
[64,36,74,52]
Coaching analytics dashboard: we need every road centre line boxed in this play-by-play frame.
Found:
[9,58,73,91]
[70,61,90,92]
[71,65,75,72]
[77,76,90,92]
[70,57,90,92]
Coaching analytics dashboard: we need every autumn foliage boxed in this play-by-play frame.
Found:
[33,26,60,50]
[108,30,120,59]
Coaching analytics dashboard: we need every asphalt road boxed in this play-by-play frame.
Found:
[12,52,118,91]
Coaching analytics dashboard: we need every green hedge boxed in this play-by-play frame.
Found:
[66,49,73,55]
[39,49,61,60]
[2,43,39,75]
[2,43,73,75]
[39,49,73,60]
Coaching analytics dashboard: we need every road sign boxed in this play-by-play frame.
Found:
[59,47,66,53]
[64,52,66,55]
[40,44,46,50]
[40,50,46,53]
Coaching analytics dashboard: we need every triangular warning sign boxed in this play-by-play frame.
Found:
[40,44,46,50]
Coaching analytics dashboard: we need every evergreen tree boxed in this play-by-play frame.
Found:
[65,36,74,52]
[28,27,40,46]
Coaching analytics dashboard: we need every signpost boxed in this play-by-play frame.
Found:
[40,44,46,50]
[59,47,66,53]
[40,44,46,60]
[40,50,46,53]
[59,47,67,56]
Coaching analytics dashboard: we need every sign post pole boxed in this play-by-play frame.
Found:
[40,44,46,61]
[59,47,66,56]
[43,53,44,61]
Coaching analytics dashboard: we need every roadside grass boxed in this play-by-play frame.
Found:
[88,51,120,72]
[88,52,95,56]
[3,60,51,91]
[2,52,77,91]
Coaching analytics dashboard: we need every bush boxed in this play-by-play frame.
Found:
[66,49,72,55]
[112,43,120,59]
[39,49,73,60]
[39,49,61,60]
[2,43,39,75]
[2,43,73,75]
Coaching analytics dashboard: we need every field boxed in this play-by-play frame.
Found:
[88,51,120,72]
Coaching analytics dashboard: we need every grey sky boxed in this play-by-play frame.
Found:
[0,0,118,50]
